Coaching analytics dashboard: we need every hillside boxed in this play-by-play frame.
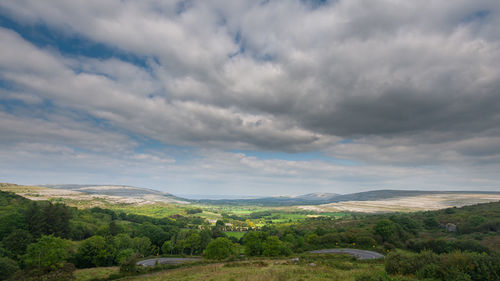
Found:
[0,183,190,206]
[42,184,189,203]
[2,188,499,281]
[197,189,500,207]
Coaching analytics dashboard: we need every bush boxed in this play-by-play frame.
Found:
[0,256,19,280]
[243,232,266,256]
[356,235,377,247]
[1,229,33,258]
[386,250,500,281]
[23,235,72,269]
[262,236,291,257]
[204,237,236,260]
[407,238,489,255]
[161,240,174,255]
[75,235,114,268]
[186,208,203,214]
[20,262,75,281]
[385,250,437,275]
[319,233,340,246]
[424,216,439,229]
[374,220,396,242]
[118,249,138,273]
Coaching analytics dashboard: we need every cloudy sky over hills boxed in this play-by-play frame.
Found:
[0,0,499,196]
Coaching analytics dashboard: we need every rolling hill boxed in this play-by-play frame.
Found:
[196,189,500,206]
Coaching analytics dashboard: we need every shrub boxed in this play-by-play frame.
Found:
[0,256,19,280]
[386,250,500,281]
[75,235,114,268]
[356,235,377,247]
[161,240,174,255]
[374,220,396,242]
[23,235,72,269]
[319,233,340,246]
[21,262,76,281]
[186,208,203,214]
[424,216,439,229]
[204,237,236,260]
[262,236,291,257]
[385,250,437,275]
[243,231,266,256]
[1,229,33,258]
[118,249,138,273]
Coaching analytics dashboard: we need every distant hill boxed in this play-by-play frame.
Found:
[196,189,500,206]
[40,184,190,204]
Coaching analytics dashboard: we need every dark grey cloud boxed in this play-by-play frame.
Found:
[301,84,500,137]
[1,0,500,193]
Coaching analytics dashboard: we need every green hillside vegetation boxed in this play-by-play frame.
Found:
[0,190,499,280]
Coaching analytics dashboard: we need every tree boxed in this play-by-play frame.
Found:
[1,229,33,258]
[109,221,122,236]
[184,232,201,255]
[76,235,114,268]
[262,236,290,257]
[319,233,340,246]
[374,219,396,242]
[161,240,174,255]
[199,229,213,250]
[113,234,134,254]
[243,231,266,256]
[132,236,152,257]
[305,233,319,246]
[424,216,439,229]
[136,223,169,247]
[186,208,203,214]
[23,235,71,269]
[215,220,225,230]
[43,203,72,238]
[24,202,44,237]
[0,256,19,280]
[24,202,73,238]
[468,216,486,227]
[117,249,138,273]
[356,234,376,247]
[204,237,235,260]
[245,219,255,228]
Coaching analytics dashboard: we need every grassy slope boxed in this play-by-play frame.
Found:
[0,184,347,226]
[73,267,119,281]
[122,256,411,281]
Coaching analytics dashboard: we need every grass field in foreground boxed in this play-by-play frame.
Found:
[73,266,119,281]
[122,255,415,281]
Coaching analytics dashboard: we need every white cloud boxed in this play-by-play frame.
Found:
[1,1,500,193]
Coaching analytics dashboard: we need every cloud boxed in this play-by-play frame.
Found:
[1,1,500,193]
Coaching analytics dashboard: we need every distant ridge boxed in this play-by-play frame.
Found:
[196,189,500,206]
[41,184,189,203]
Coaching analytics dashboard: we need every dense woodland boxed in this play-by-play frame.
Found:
[0,190,499,280]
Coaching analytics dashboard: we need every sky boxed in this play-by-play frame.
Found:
[0,0,499,196]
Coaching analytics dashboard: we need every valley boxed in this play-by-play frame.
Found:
[1,182,499,281]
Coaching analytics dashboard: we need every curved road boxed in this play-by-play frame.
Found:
[310,248,384,260]
[137,257,201,266]
[137,248,382,266]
